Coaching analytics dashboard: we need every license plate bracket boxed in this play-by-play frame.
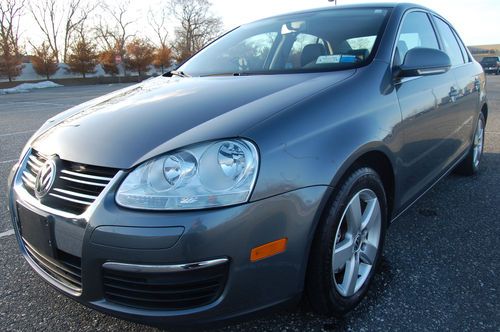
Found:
[17,204,56,258]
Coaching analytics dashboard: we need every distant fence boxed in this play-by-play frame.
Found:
[0,75,151,89]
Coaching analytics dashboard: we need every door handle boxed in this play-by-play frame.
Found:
[449,87,459,102]
[474,78,481,92]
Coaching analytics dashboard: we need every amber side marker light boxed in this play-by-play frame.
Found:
[250,238,288,262]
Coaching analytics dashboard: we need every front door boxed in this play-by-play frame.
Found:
[395,11,460,205]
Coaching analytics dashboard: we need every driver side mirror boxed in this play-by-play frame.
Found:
[398,47,451,77]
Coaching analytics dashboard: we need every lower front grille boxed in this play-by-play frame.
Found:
[23,239,82,293]
[102,262,229,310]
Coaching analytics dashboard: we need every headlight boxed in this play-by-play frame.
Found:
[116,139,259,210]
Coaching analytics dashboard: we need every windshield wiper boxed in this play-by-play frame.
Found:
[164,70,191,78]
[200,72,254,77]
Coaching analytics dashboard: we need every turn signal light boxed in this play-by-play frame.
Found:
[250,238,288,262]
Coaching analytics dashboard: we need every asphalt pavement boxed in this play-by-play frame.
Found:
[0,78,499,331]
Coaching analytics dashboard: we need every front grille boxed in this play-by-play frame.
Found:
[102,262,229,310]
[23,239,82,293]
[21,149,118,215]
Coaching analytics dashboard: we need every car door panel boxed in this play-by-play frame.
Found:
[396,72,459,205]
[393,11,461,207]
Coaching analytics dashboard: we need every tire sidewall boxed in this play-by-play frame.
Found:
[316,168,388,314]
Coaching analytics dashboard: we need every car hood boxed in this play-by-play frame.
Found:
[32,71,354,169]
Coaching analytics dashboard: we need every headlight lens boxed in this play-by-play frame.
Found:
[116,139,259,210]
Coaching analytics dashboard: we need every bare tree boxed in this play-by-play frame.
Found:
[95,1,134,60]
[62,0,96,63]
[0,0,24,82]
[29,0,95,63]
[148,6,168,48]
[169,0,222,63]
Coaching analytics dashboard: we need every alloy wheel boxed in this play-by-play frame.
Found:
[332,189,381,297]
[473,117,484,168]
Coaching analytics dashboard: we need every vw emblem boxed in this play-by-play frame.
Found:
[35,159,57,199]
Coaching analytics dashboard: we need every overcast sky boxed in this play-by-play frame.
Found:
[22,0,500,48]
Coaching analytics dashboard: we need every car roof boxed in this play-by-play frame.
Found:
[253,2,435,22]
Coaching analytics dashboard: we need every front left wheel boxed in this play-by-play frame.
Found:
[306,167,387,316]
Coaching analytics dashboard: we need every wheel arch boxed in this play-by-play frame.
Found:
[326,144,396,221]
[303,144,396,300]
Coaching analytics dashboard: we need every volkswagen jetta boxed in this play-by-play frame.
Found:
[8,2,487,327]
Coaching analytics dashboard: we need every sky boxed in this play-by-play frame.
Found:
[209,0,499,46]
[21,0,500,48]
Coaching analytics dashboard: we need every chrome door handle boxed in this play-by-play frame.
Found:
[449,87,459,102]
[474,78,481,92]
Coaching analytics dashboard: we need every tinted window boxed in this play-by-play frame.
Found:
[179,8,391,76]
[434,17,465,66]
[286,33,326,69]
[395,12,439,65]
[223,33,278,72]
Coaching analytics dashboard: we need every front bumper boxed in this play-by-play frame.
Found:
[8,156,329,326]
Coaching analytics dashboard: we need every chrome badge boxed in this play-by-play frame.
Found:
[34,158,57,199]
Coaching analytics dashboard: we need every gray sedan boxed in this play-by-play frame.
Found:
[8,2,487,327]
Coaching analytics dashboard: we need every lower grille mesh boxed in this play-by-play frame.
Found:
[23,239,82,292]
[102,262,229,310]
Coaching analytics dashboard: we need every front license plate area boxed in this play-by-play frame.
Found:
[17,204,56,258]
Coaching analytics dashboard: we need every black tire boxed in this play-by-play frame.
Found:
[456,113,485,176]
[305,167,387,316]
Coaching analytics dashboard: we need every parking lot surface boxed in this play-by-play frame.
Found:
[1,79,499,331]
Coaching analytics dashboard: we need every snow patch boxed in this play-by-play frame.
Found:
[0,81,62,95]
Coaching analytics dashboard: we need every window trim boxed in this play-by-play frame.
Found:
[431,15,468,67]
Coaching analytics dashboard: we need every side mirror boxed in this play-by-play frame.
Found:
[398,48,451,77]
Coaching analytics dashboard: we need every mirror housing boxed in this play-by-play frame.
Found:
[398,48,451,77]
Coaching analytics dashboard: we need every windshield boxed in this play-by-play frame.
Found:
[178,8,391,76]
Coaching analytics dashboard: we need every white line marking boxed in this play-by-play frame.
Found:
[0,159,17,164]
[0,129,35,137]
[0,229,14,238]
[2,101,73,107]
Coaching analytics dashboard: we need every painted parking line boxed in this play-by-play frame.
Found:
[0,101,74,107]
[0,129,35,137]
[0,229,14,238]
[0,159,17,164]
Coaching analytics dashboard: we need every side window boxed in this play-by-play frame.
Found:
[433,17,465,66]
[395,12,439,66]
[286,34,327,69]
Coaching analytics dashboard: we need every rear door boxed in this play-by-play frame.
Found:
[432,16,481,154]
[395,11,460,205]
